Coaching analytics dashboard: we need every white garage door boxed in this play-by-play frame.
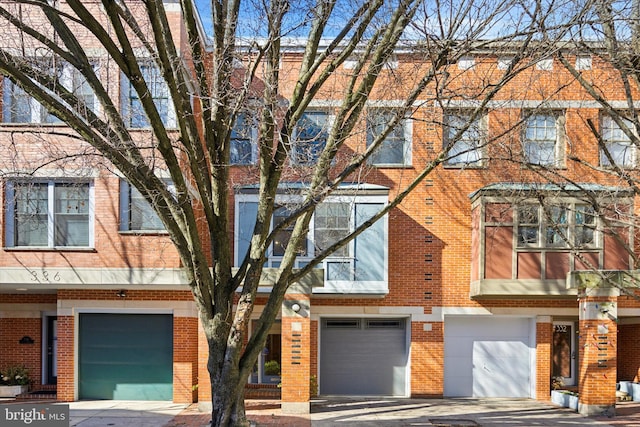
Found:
[320,318,408,396]
[444,316,533,398]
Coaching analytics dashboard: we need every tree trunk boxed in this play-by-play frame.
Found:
[210,377,248,427]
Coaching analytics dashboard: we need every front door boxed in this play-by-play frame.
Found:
[553,321,576,386]
[46,316,58,385]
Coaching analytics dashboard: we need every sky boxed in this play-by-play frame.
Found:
[194,0,213,34]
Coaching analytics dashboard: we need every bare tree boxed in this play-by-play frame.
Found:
[0,0,543,425]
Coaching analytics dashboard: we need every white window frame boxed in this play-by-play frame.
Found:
[522,111,564,167]
[601,114,637,168]
[366,108,412,167]
[234,192,389,293]
[5,180,94,248]
[443,110,485,167]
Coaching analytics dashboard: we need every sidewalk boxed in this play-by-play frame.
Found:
[3,397,640,426]
[165,397,640,426]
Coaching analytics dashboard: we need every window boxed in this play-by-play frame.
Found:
[366,109,411,166]
[272,205,307,256]
[235,186,388,293]
[123,63,175,128]
[458,56,475,70]
[5,181,92,247]
[575,55,592,70]
[2,62,96,124]
[230,113,256,165]
[444,111,483,166]
[601,115,636,167]
[292,111,330,165]
[523,112,563,166]
[497,56,514,70]
[517,203,597,249]
[314,203,350,257]
[536,58,553,70]
[119,180,173,232]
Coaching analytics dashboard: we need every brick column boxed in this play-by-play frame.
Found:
[173,316,198,403]
[536,317,552,401]
[280,292,311,414]
[56,315,75,402]
[578,289,618,417]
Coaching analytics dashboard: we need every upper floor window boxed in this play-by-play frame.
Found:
[523,112,564,166]
[444,111,483,166]
[516,203,596,249]
[601,115,636,168]
[292,111,330,165]
[235,185,388,292]
[119,180,173,232]
[272,205,307,256]
[230,113,256,165]
[366,108,411,166]
[123,63,175,128]
[2,62,95,124]
[5,180,93,248]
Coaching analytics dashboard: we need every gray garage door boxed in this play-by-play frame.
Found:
[79,313,173,400]
[320,318,408,396]
[444,316,532,398]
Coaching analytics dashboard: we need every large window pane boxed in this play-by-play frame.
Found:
[14,183,48,246]
[366,109,408,165]
[231,113,254,165]
[524,113,557,165]
[601,115,635,167]
[294,111,329,165]
[54,184,89,246]
[314,203,349,257]
[445,112,482,166]
[129,187,164,231]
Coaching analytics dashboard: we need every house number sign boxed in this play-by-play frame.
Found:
[554,325,568,333]
[28,269,61,283]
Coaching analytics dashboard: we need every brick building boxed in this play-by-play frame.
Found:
[0,0,639,419]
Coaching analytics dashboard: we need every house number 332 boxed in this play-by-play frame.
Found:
[554,325,568,333]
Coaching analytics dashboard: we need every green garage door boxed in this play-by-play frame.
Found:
[79,313,173,400]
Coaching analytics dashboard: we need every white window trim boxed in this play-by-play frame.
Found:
[600,114,637,168]
[5,180,95,249]
[522,111,565,168]
[366,108,413,167]
[443,110,486,168]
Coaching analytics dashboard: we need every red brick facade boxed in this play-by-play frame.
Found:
[1,1,640,419]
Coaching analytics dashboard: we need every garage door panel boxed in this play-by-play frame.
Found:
[320,318,407,396]
[474,340,529,359]
[79,314,173,401]
[444,317,532,398]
